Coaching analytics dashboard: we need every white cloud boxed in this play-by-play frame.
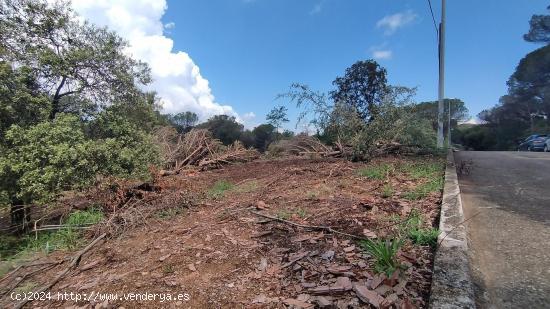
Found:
[164,22,175,30]
[372,50,392,60]
[242,112,256,121]
[460,118,482,125]
[70,0,238,121]
[376,10,417,35]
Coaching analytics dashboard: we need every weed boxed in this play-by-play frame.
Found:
[356,163,393,180]
[403,177,443,200]
[397,210,440,247]
[360,238,403,276]
[409,228,440,247]
[156,207,186,219]
[234,180,258,193]
[296,208,307,218]
[14,281,38,294]
[276,210,291,220]
[306,191,318,200]
[399,161,443,180]
[3,208,104,259]
[162,264,174,274]
[208,180,234,199]
[381,184,394,198]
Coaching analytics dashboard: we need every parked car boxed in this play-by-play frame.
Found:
[518,134,548,151]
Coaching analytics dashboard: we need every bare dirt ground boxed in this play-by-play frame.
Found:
[0,156,443,309]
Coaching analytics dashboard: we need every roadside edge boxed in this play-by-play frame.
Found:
[428,150,475,308]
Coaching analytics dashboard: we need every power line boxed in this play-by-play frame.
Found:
[427,0,439,37]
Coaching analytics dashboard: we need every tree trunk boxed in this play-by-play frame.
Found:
[49,76,67,120]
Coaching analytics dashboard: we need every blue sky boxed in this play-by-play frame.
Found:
[155,0,549,127]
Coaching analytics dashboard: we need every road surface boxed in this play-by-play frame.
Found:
[455,151,550,309]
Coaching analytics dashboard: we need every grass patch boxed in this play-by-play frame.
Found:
[1,208,104,260]
[277,208,307,220]
[397,210,440,247]
[208,180,234,199]
[356,163,394,180]
[399,161,443,180]
[381,184,394,198]
[409,228,440,247]
[13,281,38,294]
[162,264,175,274]
[403,178,443,200]
[234,180,258,193]
[360,238,403,276]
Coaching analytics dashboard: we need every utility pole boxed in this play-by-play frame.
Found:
[437,0,446,148]
[448,99,451,145]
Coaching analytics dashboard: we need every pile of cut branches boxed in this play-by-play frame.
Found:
[284,135,350,158]
[154,127,259,175]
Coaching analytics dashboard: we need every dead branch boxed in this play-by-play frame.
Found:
[13,233,107,309]
[250,211,366,240]
[155,128,258,175]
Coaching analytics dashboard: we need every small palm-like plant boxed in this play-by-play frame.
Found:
[361,238,403,276]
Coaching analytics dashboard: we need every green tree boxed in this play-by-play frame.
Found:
[266,106,289,133]
[524,5,550,43]
[0,61,50,140]
[0,0,151,119]
[330,60,389,121]
[170,111,199,133]
[252,124,276,152]
[413,99,469,136]
[196,115,243,145]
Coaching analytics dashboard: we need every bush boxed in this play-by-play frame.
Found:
[0,115,97,205]
[0,113,159,208]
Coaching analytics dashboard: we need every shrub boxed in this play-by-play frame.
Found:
[0,113,159,207]
[0,115,98,205]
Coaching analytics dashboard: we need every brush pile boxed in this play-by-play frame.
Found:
[154,127,259,175]
[282,135,351,158]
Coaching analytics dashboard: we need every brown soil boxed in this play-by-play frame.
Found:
[0,156,442,309]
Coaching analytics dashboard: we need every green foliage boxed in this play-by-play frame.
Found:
[397,210,440,247]
[1,208,103,259]
[266,106,289,131]
[0,62,50,140]
[409,228,440,247]
[399,161,443,180]
[470,7,550,151]
[0,113,158,206]
[208,180,234,199]
[413,99,469,134]
[330,60,389,121]
[1,115,96,204]
[524,5,550,43]
[356,163,393,180]
[403,178,443,200]
[196,115,244,145]
[360,238,402,276]
[0,0,151,119]
[252,124,276,152]
[168,111,199,133]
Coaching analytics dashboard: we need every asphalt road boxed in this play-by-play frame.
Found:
[455,151,550,309]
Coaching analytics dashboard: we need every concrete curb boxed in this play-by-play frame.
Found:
[428,150,475,309]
